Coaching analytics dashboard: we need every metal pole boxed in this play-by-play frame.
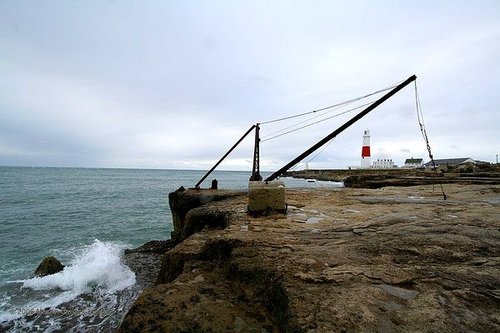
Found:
[249,123,262,181]
[266,75,417,182]
[195,125,256,188]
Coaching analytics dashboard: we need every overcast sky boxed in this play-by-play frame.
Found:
[1,1,499,172]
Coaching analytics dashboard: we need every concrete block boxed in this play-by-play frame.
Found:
[248,181,286,215]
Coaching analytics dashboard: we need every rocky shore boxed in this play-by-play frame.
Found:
[119,183,500,332]
[284,163,500,188]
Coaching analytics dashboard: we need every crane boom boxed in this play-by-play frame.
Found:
[265,75,417,182]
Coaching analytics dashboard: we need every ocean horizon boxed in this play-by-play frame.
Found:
[0,165,286,173]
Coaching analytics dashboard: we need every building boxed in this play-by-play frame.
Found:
[373,158,395,169]
[424,157,475,167]
[404,158,423,168]
[360,129,371,168]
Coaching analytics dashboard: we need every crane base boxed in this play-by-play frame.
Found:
[248,181,286,216]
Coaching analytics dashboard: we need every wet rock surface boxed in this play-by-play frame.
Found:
[124,241,177,289]
[119,184,500,332]
[124,240,176,254]
[34,256,65,276]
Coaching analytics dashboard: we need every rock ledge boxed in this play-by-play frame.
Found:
[119,184,500,332]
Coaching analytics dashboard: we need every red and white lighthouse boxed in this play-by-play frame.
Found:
[361,129,371,168]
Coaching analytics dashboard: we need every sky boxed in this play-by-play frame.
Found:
[1,0,499,172]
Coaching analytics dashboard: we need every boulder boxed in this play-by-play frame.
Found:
[34,256,65,276]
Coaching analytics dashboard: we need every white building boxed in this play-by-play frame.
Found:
[404,158,424,168]
[373,158,395,169]
[424,157,475,167]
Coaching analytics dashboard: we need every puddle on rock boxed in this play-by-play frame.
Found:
[306,216,323,224]
[377,284,418,300]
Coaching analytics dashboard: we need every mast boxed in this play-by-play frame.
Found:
[249,123,262,181]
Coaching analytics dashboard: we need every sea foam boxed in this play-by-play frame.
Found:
[21,240,136,308]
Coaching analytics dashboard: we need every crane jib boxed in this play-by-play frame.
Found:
[265,75,417,182]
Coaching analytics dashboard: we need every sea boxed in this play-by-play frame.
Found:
[0,166,342,332]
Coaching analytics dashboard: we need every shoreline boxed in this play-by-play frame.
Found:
[119,182,500,332]
[284,163,500,188]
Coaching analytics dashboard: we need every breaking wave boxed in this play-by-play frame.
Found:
[0,240,137,332]
[22,240,136,299]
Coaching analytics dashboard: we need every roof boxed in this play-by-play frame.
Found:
[424,157,474,167]
[404,158,423,164]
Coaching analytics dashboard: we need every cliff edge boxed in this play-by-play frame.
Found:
[118,184,500,332]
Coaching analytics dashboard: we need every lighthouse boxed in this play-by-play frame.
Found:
[361,129,371,168]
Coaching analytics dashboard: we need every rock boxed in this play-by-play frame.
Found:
[123,251,164,289]
[191,274,205,283]
[34,256,64,276]
[168,189,245,242]
[124,240,176,254]
[0,320,14,331]
[119,184,500,333]
[234,316,268,333]
[285,167,500,188]
[182,206,232,239]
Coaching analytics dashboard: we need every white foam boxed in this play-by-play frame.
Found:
[21,240,136,308]
[0,310,22,323]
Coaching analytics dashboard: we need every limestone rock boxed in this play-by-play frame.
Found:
[168,189,244,242]
[182,206,231,239]
[286,166,500,188]
[119,184,500,333]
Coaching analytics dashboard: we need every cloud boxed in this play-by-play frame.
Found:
[0,1,499,170]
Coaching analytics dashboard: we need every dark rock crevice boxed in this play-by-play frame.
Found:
[181,207,232,240]
[155,238,241,285]
[155,251,188,285]
[226,261,301,333]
